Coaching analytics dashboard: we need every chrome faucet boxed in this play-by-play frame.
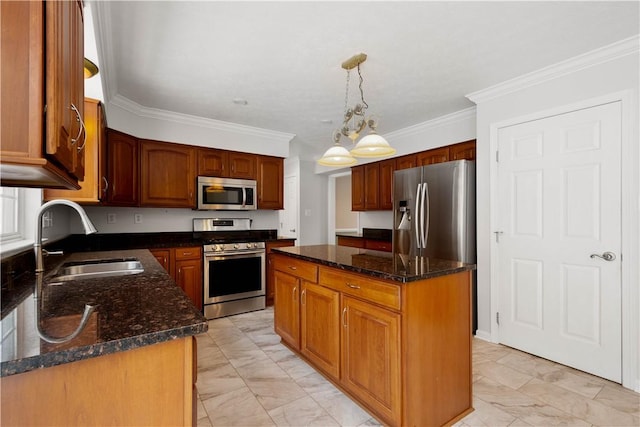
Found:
[34,199,97,273]
[34,199,98,344]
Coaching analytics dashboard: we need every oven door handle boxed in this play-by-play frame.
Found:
[204,250,265,259]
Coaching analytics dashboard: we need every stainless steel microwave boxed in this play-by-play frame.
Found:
[197,176,257,210]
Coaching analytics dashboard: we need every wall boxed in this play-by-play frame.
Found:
[335,175,357,230]
[298,160,328,245]
[68,207,279,234]
[471,40,639,390]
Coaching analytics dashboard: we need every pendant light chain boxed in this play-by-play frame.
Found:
[357,64,368,112]
[343,69,351,117]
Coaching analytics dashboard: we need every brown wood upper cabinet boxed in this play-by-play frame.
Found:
[197,148,228,177]
[197,148,257,180]
[450,139,476,161]
[105,130,139,206]
[351,165,365,211]
[44,98,107,204]
[0,0,85,189]
[417,146,450,166]
[229,152,257,179]
[140,140,196,208]
[351,140,476,211]
[257,156,284,209]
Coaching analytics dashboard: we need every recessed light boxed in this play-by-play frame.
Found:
[320,119,333,124]
[232,98,248,105]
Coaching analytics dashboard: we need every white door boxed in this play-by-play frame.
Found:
[279,175,298,239]
[496,101,622,382]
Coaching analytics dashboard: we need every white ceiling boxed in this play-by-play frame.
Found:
[91,1,639,154]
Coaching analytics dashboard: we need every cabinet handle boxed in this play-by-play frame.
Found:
[288,266,297,271]
[183,252,192,256]
[70,103,86,151]
[346,283,360,290]
[102,176,109,195]
[292,286,297,301]
[342,307,347,327]
[301,289,306,305]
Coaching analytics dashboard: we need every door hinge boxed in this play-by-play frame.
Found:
[495,151,499,162]
[496,312,500,325]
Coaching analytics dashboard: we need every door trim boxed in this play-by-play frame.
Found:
[488,90,638,391]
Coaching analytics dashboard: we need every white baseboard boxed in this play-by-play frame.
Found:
[474,330,493,342]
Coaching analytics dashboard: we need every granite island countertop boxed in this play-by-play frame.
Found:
[273,244,475,283]
[1,249,207,377]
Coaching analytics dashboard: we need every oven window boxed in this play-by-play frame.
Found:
[201,186,244,206]
[207,256,262,298]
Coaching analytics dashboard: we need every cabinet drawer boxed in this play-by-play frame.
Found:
[319,267,401,310]
[174,247,201,261]
[272,255,318,283]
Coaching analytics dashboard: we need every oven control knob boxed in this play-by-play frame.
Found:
[233,244,239,249]
[215,245,222,252]
[247,243,254,249]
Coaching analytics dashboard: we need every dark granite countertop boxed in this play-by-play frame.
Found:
[273,244,475,283]
[1,249,207,377]
[335,228,392,242]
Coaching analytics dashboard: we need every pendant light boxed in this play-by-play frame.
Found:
[317,53,395,167]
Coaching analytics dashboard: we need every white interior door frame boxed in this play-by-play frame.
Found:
[488,90,639,391]
[327,171,359,244]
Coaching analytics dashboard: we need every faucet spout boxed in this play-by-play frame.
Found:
[34,199,97,273]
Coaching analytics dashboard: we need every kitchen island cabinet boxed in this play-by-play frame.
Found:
[272,245,474,427]
[0,249,207,426]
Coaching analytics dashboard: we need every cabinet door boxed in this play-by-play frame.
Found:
[140,140,196,207]
[417,147,449,165]
[44,98,106,203]
[45,0,84,180]
[106,130,139,206]
[150,249,171,274]
[274,270,300,349]
[342,296,401,426]
[175,258,203,312]
[228,152,257,179]
[198,148,229,177]
[364,163,380,210]
[336,236,365,249]
[301,282,340,380]
[257,156,283,209]
[395,154,416,171]
[351,165,365,211]
[265,240,295,306]
[379,158,395,210]
[450,140,476,161]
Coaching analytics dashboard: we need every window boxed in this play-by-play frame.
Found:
[0,187,41,256]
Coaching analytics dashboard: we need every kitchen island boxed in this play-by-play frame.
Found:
[1,249,207,426]
[271,244,475,427]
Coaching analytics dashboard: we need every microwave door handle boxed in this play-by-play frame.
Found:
[242,187,247,208]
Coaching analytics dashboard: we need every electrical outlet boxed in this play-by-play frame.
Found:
[107,213,116,224]
[134,214,143,224]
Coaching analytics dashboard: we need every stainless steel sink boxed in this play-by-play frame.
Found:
[52,257,144,281]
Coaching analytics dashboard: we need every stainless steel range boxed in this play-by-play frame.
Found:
[194,218,267,319]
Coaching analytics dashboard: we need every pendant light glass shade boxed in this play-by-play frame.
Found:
[317,143,357,166]
[350,132,396,158]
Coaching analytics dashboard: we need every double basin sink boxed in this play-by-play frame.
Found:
[52,257,144,282]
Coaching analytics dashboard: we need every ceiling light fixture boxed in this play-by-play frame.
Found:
[317,53,395,167]
[83,58,99,79]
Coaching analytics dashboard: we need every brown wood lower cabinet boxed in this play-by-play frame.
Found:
[150,247,202,311]
[1,337,197,426]
[272,253,472,427]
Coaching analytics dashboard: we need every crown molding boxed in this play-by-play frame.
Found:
[89,1,117,101]
[384,106,476,141]
[110,94,296,143]
[466,35,640,104]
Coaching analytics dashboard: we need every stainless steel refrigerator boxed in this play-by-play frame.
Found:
[393,160,476,265]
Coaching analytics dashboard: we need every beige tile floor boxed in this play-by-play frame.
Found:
[196,307,640,427]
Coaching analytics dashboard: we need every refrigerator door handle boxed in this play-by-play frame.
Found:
[415,183,422,248]
[422,182,429,249]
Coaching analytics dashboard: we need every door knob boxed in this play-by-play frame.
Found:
[590,252,616,261]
